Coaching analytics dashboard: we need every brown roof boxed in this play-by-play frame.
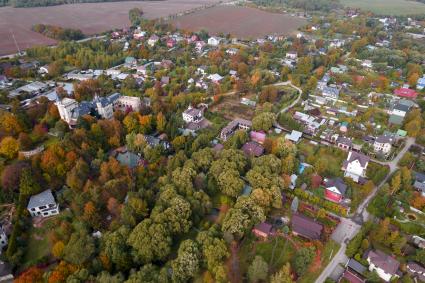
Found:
[339,269,365,283]
[367,250,400,275]
[291,213,323,240]
[253,222,273,235]
[242,141,264,157]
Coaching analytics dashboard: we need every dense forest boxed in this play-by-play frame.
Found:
[252,0,342,12]
[1,0,161,8]
[32,24,85,41]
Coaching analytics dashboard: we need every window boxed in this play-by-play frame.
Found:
[31,208,36,211]
[39,205,47,209]
[43,212,48,216]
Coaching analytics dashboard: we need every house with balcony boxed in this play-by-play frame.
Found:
[27,189,59,218]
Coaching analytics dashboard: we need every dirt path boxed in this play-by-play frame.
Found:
[227,241,242,283]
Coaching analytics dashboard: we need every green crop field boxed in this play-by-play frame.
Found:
[341,0,425,15]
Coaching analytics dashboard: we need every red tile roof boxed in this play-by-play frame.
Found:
[394,88,417,98]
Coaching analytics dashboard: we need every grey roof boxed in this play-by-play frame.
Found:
[344,151,370,168]
[144,135,161,147]
[414,172,425,192]
[291,213,323,240]
[375,135,392,144]
[94,93,120,107]
[394,103,410,112]
[325,177,347,196]
[323,86,340,96]
[347,258,367,275]
[184,107,202,117]
[27,189,56,209]
[337,136,352,147]
[367,250,400,275]
[116,150,141,168]
[415,172,425,183]
[407,262,425,282]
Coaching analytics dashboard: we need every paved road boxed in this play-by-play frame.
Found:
[274,81,303,113]
[315,137,416,283]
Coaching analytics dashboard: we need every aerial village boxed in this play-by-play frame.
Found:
[0,2,424,283]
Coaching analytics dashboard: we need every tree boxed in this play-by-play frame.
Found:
[217,169,244,198]
[1,162,29,193]
[252,112,276,131]
[171,240,201,282]
[63,231,95,265]
[127,219,172,263]
[19,169,40,196]
[292,247,315,276]
[52,241,65,258]
[248,256,268,283]
[15,267,43,283]
[156,112,166,133]
[271,263,294,283]
[0,136,19,159]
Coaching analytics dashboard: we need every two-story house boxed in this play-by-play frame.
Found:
[27,189,59,218]
[182,106,203,123]
[367,250,400,282]
[342,151,370,183]
[373,135,393,155]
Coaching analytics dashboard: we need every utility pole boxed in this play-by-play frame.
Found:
[10,29,22,56]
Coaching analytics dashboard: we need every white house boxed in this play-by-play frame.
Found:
[38,65,49,74]
[342,151,370,183]
[208,73,223,83]
[55,97,80,125]
[208,37,222,46]
[367,250,400,282]
[417,75,425,90]
[285,130,302,143]
[94,93,120,120]
[182,106,203,123]
[148,35,160,47]
[286,51,298,60]
[373,135,392,155]
[27,189,59,218]
[114,96,142,112]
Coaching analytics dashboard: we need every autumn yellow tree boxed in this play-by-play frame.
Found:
[0,137,19,159]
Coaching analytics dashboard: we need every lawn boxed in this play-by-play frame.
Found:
[21,223,52,270]
[298,240,341,283]
[341,0,425,15]
[238,234,297,275]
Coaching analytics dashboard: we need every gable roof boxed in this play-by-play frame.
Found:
[347,258,367,275]
[344,151,369,168]
[291,213,323,240]
[253,222,272,235]
[367,250,400,275]
[27,189,56,209]
[325,177,347,196]
[242,141,264,157]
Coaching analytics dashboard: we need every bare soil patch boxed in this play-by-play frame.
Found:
[171,5,307,38]
[0,0,220,55]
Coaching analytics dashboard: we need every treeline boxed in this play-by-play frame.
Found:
[32,24,84,41]
[253,0,342,12]
[7,0,161,8]
[26,40,125,69]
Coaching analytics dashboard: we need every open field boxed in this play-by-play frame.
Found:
[341,0,425,15]
[0,0,220,55]
[171,5,307,38]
